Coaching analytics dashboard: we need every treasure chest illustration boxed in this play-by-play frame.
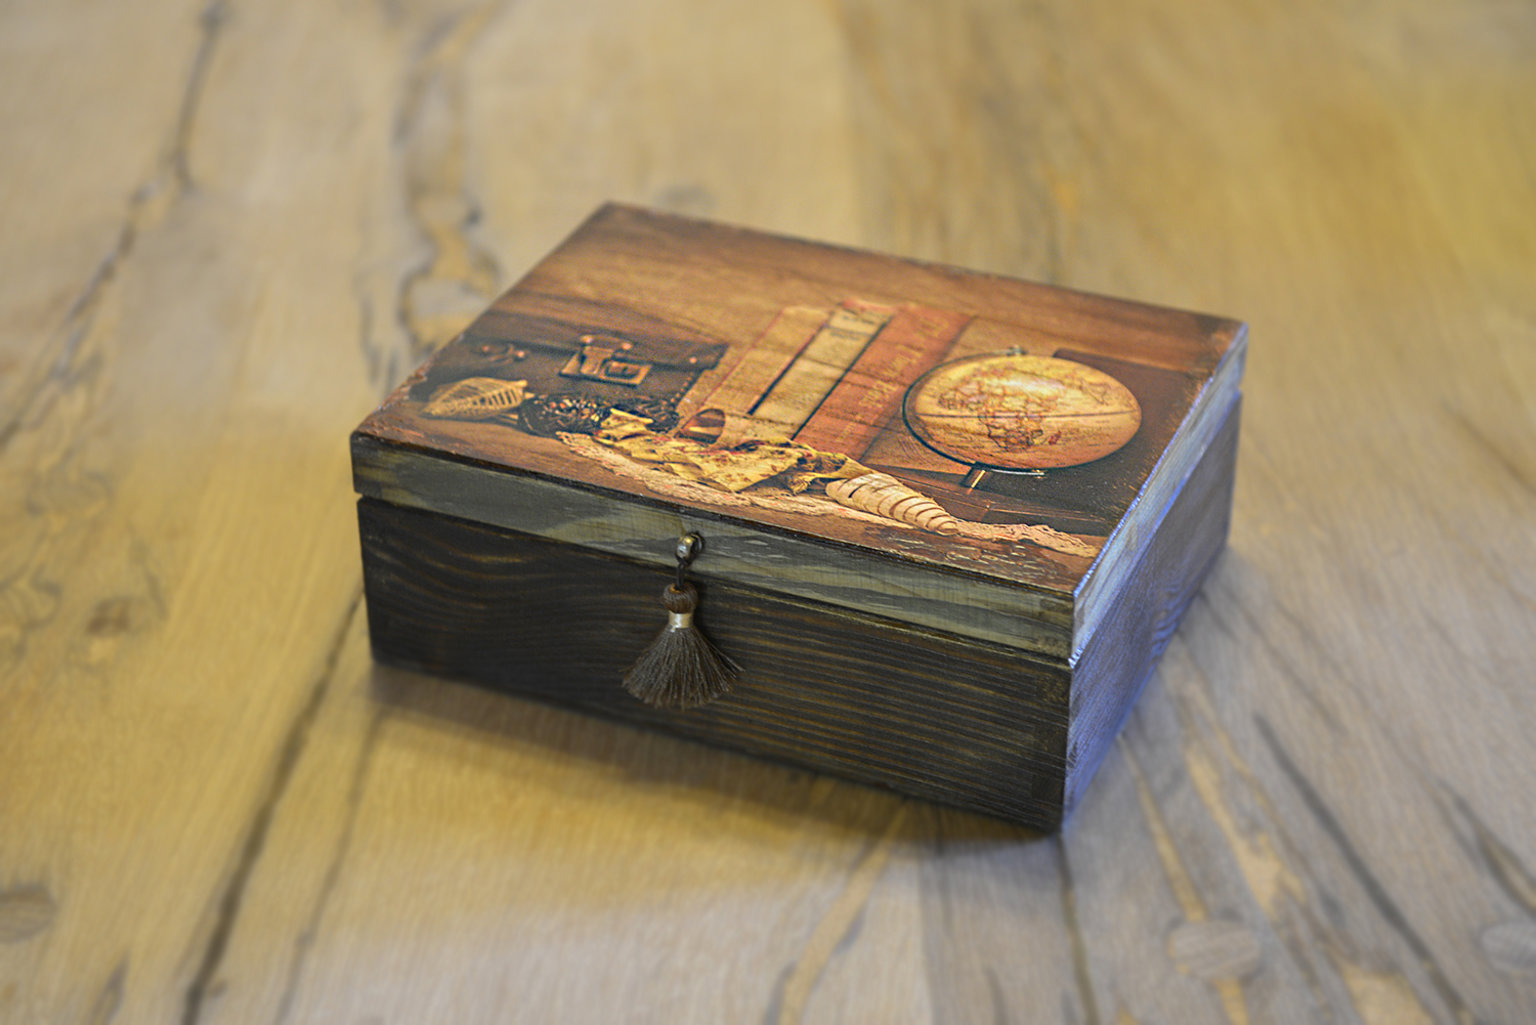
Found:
[408,304,729,435]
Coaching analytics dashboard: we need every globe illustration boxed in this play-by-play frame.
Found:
[904,351,1142,470]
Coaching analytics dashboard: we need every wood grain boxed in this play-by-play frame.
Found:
[2,0,1533,1022]
[359,497,1070,827]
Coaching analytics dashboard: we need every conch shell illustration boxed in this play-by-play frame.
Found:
[422,377,529,419]
[826,472,960,536]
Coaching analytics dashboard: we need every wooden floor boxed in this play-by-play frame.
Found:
[3,1,1533,1022]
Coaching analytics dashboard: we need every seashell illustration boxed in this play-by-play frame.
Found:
[825,472,960,535]
[422,377,529,419]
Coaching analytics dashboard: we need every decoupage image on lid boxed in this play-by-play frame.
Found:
[356,205,1243,605]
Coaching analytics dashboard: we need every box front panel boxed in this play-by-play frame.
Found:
[358,498,1070,828]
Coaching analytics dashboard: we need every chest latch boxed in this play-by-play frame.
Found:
[559,334,652,387]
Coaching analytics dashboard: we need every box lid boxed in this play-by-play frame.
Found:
[352,204,1245,662]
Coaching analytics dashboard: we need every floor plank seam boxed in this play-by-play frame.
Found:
[180,587,364,1025]
[169,0,230,193]
[270,704,389,1025]
[1254,715,1480,1025]
[1056,834,1102,1025]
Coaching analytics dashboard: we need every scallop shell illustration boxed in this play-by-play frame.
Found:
[422,377,529,419]
[826,472,960,535]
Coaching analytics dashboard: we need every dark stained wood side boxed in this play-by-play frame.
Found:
[1064,397,1242,815]
[359,498,1072,828]
[357,399,1241,828]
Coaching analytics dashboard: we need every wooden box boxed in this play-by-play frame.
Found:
[352,204,1246,830]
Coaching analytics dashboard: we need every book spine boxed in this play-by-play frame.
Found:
[793,304,972,458]
[689,306,830,419]
[748,301,894,433]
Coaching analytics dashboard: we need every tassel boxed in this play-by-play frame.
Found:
[622,534,739,709]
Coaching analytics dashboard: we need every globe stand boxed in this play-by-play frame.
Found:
[959,465,1047,491]
[960,466,988,490]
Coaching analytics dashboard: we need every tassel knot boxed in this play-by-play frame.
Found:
[622,537,739,709]
[662,583,697,623]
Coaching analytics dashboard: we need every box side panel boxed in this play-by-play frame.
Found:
[1063,397,1241,816]
[359,498,1070,829]
[1073,327,1246,657]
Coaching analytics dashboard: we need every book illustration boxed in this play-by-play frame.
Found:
[683,305,829,423]
[745,301,893,434]
[793,305,972,455]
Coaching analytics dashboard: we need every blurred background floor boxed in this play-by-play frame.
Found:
[2,0,1533,1022]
